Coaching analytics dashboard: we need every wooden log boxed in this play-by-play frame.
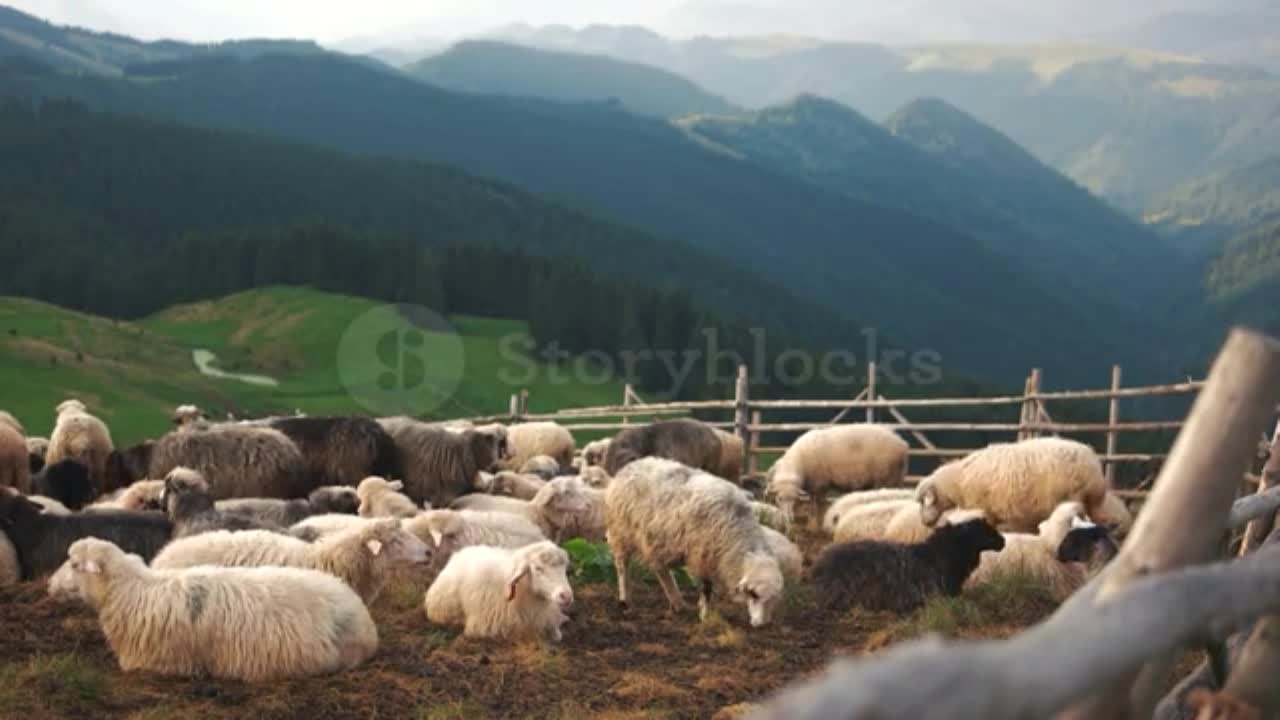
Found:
[744,380,1200,410]
[1106,365,1123,485]
[1018,372,1034,442]
[1061,329,1280,720]
[745,421,1182,433]
[1240,419,1280,556]
[752,541,1280,720]
[734,365,750,448]
[1229,486,1280,530]
[866,361,877,424]
[749,410,761,476]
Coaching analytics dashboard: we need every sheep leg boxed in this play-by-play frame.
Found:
[808,496,823,533]
[613,548,630,608]
[698,579,714,622]
[656,568,687,613]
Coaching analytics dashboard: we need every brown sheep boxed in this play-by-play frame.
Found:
[378,418,502,508]
[603,419,721,476]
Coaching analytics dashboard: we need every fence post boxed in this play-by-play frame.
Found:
[1018,372,1033,441]
[1106,365,1122,485]
[734,365,750,448]
[749,409,762,476]
[866,361,877,423]
[1241,418,1280,556]
[623,383,633,426]
[518,389,529,419]
[508,393,520,421]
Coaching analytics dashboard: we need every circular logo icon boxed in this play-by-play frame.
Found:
[336,304,465,416]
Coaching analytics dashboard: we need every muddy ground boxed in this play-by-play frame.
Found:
[0,530,1182,720]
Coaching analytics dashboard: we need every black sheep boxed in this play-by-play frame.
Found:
[32,459,96,511]
[268,416,402,488]
[1056,524,1120,567]
[603,419,722,476]
[811,518,1006,613]
[0,490,172,579]
[160,468,283,539]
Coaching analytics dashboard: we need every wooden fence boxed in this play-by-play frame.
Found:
[463,363,1209,496]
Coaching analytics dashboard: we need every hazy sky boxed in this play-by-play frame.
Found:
[8,0,1248,47]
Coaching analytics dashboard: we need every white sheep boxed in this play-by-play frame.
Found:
[424,540,573,642]
[831,499,915,543]
[356,476,420,518]
[27,495,72,515]
[403,509,546,565]
[152,518,430,604]
[965,501,1105,600]
[505,422,575,471]
[289,513,375,541]
[47,537,377,681]
[761,526,802,583]
[88,479,166,513]
[606,457,785,627]
[823,488,917,534]
[519,455,561,480]
[578,465,611,489]
[46,399,114,494]
[916,437,1112,532]
[767,424,909,530]
[486,471,548,501]
[580,438,611,468]
[750,501,789,532]
[451,477,593,541]
[547,476,606,542]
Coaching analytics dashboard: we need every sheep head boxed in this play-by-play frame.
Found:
[50,537,141,607]
[734,552,785,628]
[766,469,808,526]
[361,519,432,568]
[506,542,573,611]
[55,399,87,416]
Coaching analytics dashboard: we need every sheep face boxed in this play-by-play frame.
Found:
[49,538,136,606]
[1057,522,1119,566]
[366,521,432,568]
[160,467,212,516]
[579,466,610,489]
[170,405,207,428]
[56,399,87,416]
[946,518,1006,556]
[539,478,591,517]
[915,474,955,526]
[420,511,464,555]
[466,432,503,473]
[508,543,573,611]
[767,469,808,526]
[735,553,785,628]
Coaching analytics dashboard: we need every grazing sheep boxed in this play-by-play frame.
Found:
[578,465,611,489]
[424,540,573,642]
[378,419,501,508]
[161,467,283,539]
[217,486,360,527]
[879,504,989,545]
[153,518,430,604]
[762,526,802,583]
[144,425,307,500]
[713,428,745,482]
[170,404,207,428]
[48,537,377,681]
[46,399,113,495]
[403,509,546,565]
[267,416,401,488]
[504,422,574,471]
[812,517,1006,613]
[26,436,49,475]
[31,459,95,511]
[767,425,909,531]
[604,419,722,476]
[549,476,606,542]
[452,476,594,542]
[355,476,419,519]
[0,490,172,579]
[606,457,785,627]
[487,471,547,501]
[823,489,917,534]
[89,480,166,513]
[964,502,1104,600]
[0,421,31,494]
[0,410,23,435]
[581,438,611,468]
[519,455,561,481]
[916,437,1110,532]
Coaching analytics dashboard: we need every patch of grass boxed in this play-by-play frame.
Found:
[418,700,488,720]
[0,651,107,711]
[963,569,1059,625]
[609,672,692,703]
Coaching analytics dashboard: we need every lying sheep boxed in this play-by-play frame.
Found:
[378,419,501,508]
[812,517,1005,613]
[604,419,721,476]
[505,422,575,471]
[606,457,785,627]
[823,489,917,534]
[916,437,1112,532]
[31,459,95,511]
[161,467,283,539]
[49,538,378,681]
[712,428,745,482]
[578,465,611,489]
[882,504,989,545]
[1056,521,1120,570]
[218,486,360,527]
[403,509,546,565]
[0,490,172,579]
[519,455,561,481]
[0,420,29,494]
[452,476,593,542]
[1097,492,1134,536]
[487,471,547,501]
[141,424,308,499]
[424,540,573,642]
[26,436,49,475]
[289,513,374,542]
[964,502,1111,601]
[762,526,802,583]
[356,476,419,519]
[153,518,429,605]
[767,424,909,531]
[88,480,166,513]
[267,416,402,488]
[581,438,611,468]
[46,399,113,495]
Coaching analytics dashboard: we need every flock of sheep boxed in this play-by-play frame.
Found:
[0,401,1134,686]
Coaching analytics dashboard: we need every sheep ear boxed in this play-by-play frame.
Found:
[83,560,102,575]
[365,539,383,556]
[390,480,404,491]
[505,562,530,602]
[429,530,443,546]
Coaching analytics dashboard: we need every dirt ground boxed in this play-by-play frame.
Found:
[0,530,1117,720]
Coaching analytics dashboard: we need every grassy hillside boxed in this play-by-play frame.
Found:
[0,287,626,445]
[407,40,739,118]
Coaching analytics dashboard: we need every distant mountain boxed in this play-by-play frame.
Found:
[1099,9,1280,73]
[1147,155,1280,249]
[407,41,738,118]
[1201,220,1280,350]
[488,25,1280,222]
[683,95,1181,313]
[0,50,1170,384]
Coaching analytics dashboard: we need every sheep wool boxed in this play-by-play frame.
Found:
[767,424,909,530]
[712,428,745,482]
[831,499,916,543]
[761,526,802,583]
[49,538,377,681]
[148,425,307,500]
[505,423,575,472]
[46,400,114,494]
[403,510,545,568]
[217,486,360,527]
[0,422,29,494]
[823,489,917,534]
[267,416,402,488]
[603,419,722,476]
[424,541,573,642]
[916,437,1109,532]
[378,419,501,508]
[356,476,420,518]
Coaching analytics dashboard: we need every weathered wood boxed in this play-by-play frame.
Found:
[734,365,750,447]
[1062,329,1280,720]
[1018,372,1035,442]
[739,380,1201,410]
[750,447,1171,463]
[746,421,1183,433]
[749,410,761,476]
[1229,486,1280,529]
[560,421,735,432]
[622,384,633,426]
[752,541,1280,720]
[508,394,520,419]
[1107,365,1123,485]
[866,361,877,424]
[1240,419,1280,556]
